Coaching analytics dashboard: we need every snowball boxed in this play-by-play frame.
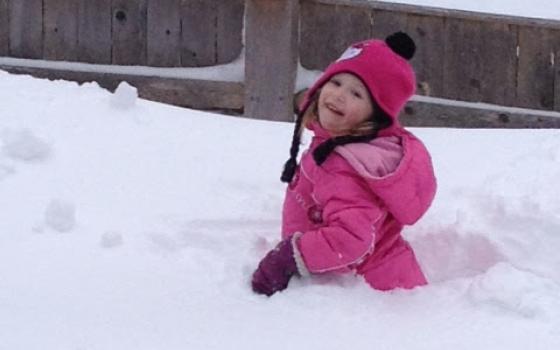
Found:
[110,81,138,110]
[100,231,124,248]
[44,199,76,233]
[1,128,51,162]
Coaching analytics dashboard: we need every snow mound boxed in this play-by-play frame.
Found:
[468,262,560,319]
[1,128,51,162]
[44,199,76,233]
[110,81,138,110]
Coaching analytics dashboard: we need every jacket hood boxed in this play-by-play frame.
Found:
[334,130,436,225]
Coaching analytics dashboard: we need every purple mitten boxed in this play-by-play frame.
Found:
[252,238,298,296]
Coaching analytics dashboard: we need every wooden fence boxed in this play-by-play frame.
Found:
[0,0,244,66]
[1,0,560,127]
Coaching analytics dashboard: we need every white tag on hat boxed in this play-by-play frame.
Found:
[336,46,363,62]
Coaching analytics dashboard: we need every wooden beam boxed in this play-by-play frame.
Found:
[403,97,560,128]
[0,64,244,111]
[244,0,299,121]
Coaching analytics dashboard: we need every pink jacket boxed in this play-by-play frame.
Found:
[282,123,436,290]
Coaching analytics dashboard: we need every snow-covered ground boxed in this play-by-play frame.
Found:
[1,67,559,349]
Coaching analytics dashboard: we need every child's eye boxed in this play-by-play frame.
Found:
[352,90,363,99]
[329,79,341,87]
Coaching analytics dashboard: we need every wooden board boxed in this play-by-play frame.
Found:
[181,0,217,67]
[517,26,556,110]
[406,14,445,97]
[371,9,408,39]
[112,0,148,65]
[478,21,517,107]
[300,2,372,70]
[216,0,244,64]
[147,0,181,67]
[78,0,112,64]
[442,18,483,102]
[8,0,43,59]
[0,0,8,56]
[403,98,560,128]
[244,0,299,121]
[44,0,79,61]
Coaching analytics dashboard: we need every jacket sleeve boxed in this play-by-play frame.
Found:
[293,168,386,274]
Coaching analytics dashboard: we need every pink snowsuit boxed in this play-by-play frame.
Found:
[282,122,436,290]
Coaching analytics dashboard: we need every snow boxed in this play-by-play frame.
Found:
[2,1,560,347]
[1,66,560,349]
[0,55,245,82]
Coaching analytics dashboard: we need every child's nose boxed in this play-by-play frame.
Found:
[333,89,345,102]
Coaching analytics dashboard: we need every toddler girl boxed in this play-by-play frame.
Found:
[252,32,437,296]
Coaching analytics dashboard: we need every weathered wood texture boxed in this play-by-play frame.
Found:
[300,0,560,112]
[406,14,445,97]
[0,64,244,111]
[180,0,244,67]
[0,0,8,56]
[112,0,148,65]
[8,0,43,59]
[517,26,558,110]
[181,0,217,66]
[44,0,79,61]
[147,0,181,67]
[216,0,244,64]
[403,98,560,128]
[300,2,372,69]
[78,0,112,64]
[245,0,299,121]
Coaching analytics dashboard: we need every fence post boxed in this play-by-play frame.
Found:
[244,0,299,121]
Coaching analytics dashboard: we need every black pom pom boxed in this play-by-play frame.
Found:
[385,32,416,60]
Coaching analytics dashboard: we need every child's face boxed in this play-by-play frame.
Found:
[317,73,374,137]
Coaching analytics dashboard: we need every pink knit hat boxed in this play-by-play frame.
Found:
[281,32,417,183]
[301,32,417,128]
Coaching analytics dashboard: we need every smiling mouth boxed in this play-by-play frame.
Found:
[326,103,344,116]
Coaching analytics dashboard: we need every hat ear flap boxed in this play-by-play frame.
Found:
[385,32,416,60]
